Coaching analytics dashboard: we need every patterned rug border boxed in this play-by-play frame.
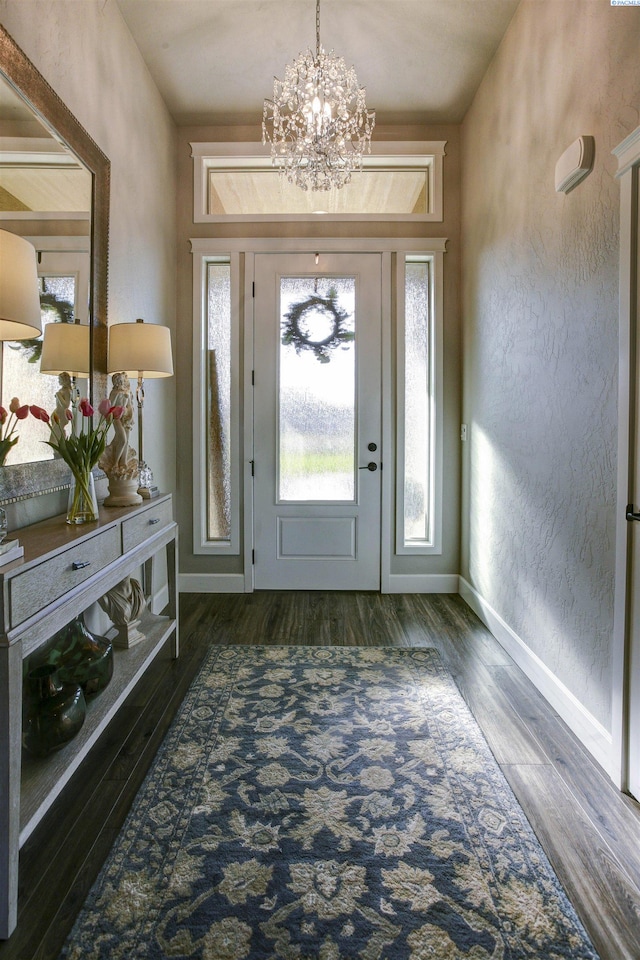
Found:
[59,645,600,960]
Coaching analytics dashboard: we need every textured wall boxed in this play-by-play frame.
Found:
[0,0,177,524]
[461,0,640,731]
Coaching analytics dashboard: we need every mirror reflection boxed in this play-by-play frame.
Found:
[0,72,91,466]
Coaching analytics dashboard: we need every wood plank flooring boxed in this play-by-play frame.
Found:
[1,591,638,959]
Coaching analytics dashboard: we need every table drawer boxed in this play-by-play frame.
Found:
[9,526,121,628]
[121,499,173,554]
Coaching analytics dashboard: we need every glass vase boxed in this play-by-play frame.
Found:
[67,470,98,524]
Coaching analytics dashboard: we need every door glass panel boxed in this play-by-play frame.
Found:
[279,276,356,501]
[403,259,431,542]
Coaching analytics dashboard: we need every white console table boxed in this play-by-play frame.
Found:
[0,494,178,938]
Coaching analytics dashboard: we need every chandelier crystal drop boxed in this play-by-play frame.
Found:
[262,0,375,192]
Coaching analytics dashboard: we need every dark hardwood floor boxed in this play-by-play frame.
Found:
[1,591,639,959]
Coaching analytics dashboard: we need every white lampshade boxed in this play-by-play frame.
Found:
[107,318,173,378]
[0,230,42,340]
[40,321,90,378]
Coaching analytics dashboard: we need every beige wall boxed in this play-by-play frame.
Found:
[0,0,177,527]
[461,0,640,732]
[176,123,462,582]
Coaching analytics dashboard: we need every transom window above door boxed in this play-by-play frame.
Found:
[191,142,445,222]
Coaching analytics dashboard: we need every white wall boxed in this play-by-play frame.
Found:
[0,0,177,526]
[461,0,640,763]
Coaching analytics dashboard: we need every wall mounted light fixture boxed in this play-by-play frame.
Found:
[555,136,595,194]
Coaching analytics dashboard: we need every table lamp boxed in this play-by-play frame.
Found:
[40,319,90,392]
[107,318,173,498]
[0,230,42,558]
[0,230,42,340]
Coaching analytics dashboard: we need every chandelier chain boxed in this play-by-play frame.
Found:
[316,0,321,57]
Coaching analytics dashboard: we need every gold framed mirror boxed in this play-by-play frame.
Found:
[0,24,109,504]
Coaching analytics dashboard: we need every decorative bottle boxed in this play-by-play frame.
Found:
[22,664,86,758]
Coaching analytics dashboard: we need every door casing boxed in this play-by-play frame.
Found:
[612,126,640,792]
[252,252,383,590]
[189,236,447,596]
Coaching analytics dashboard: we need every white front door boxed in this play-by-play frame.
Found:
[625,186,640,800]
[253,252,382,590]
[614,127,640,796]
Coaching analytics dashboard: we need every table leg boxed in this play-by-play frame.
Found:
[167,534,179,658]
[0,642,22,939]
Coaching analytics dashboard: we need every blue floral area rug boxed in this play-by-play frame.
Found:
[60,646,600,960]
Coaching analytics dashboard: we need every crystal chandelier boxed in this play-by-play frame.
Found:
[262,0,375,192]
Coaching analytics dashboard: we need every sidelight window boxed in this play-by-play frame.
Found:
[193,255,239,553]
[396,254,442,554]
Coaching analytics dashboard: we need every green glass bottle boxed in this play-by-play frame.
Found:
[22,665,86,758]
[55,615,114,698]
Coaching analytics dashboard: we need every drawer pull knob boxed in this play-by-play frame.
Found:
[149,518,160,525]
[72,560,91,570]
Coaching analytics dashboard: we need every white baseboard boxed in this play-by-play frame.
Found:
[180,573,459,595]
[150,583,170,613]
[179,573,247,594]
[459,577,613,778]
[386,573,460,594]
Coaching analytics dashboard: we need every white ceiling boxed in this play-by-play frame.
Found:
[115,0,520,126]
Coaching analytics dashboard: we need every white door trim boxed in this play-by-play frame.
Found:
[190,236,447,595]
[612,125,640,790]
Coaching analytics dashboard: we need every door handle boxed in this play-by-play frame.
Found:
[359,462,378,472]
[627,504,640,522]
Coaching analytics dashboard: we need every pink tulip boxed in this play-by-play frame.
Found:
[9,398,20,414]
[110,405,124,420]
[29,405,49,422]
[79,398,94,417]
[0,408,7,425]
[98,398,112,417]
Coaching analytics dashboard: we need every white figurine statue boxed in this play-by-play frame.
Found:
[100,373,142,505]
[98,576,146,648]
[51,372,72,443]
